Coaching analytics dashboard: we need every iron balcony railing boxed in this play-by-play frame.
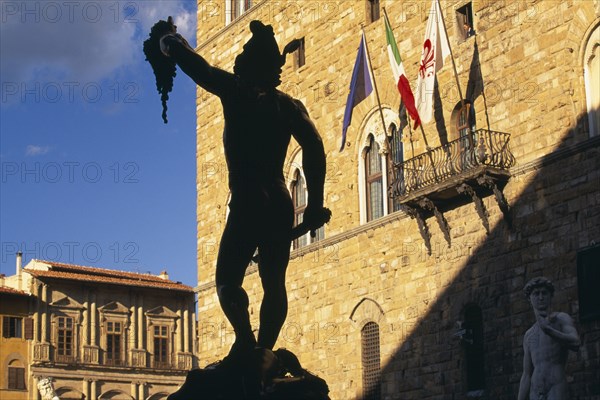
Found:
[391,129,515,198]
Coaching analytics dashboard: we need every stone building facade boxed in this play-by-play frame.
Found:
[194,1,600,399]
[1,256,196,400]
[0,285,32,400]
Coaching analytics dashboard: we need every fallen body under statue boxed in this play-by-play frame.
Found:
[167,348,330,400]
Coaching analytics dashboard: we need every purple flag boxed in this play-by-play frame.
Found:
[340,33,373,152]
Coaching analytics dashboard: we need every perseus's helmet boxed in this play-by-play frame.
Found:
[234,21,300,88]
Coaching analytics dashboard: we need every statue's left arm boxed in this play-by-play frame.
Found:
[290,99,326,226]
[538,312,580,351]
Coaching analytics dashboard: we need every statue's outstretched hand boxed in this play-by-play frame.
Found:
[293,205,331,239]
[160,33,192,57]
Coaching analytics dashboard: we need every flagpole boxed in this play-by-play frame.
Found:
[436,0,473,147]
[382,7,431,151]
[360,26,388,141]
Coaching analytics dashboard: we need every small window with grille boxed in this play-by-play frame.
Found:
[366,0,380,24]
[294,37,306,70]
[361,321,381,400]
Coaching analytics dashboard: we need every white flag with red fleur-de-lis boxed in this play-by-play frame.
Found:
[415,0,451,124]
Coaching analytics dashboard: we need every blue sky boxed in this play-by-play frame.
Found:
[1,1,200,287]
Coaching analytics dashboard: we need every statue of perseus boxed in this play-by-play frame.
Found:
[518,277,580,400]
[144,16,331,399]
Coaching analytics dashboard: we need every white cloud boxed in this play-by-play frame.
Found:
[0,1,197,84]
[25,145,52,156]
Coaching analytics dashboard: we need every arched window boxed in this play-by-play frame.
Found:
[584,24,600,137]
[8,360,27,390]
[387,124,403,213]
[451,101,476,141]
[463,304,485,394]
[451,101,477,169]
[7,359,26,390]
[290,168,324,249]
[226,0,253,24]
[291,169,308,249]
[361,321,381,400]
[365,135,384,222]
[358,108,401,223]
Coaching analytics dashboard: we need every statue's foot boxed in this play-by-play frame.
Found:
[205,339,256,374]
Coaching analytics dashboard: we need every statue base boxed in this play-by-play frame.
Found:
[167,348,330,400]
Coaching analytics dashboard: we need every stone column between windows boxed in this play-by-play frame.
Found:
[192,308,197,357]
[137,297,144,349]
[90,380,97,400]
[130,300,137,349]
[41,283,48,342]
[83,379,89,400]
[130,381,137,400]
[83,291,89,346]
[90,293,97,346]
[35,283,43,341]
[137,381,145,400]
[183,305,190,353]
[176,308,182,354]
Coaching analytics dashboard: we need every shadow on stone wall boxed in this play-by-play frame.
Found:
[368,110,600,399]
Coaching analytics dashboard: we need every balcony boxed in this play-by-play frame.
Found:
[152,360,174,370]
[33,342,50,362]
[390,129,515,249]
[55,354,78,365]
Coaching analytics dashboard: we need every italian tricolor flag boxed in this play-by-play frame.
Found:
[385,12,421,129]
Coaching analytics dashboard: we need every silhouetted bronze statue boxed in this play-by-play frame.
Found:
[145,18,330,399]
[518,277,580,400]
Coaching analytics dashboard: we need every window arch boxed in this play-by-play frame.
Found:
[225,0,253,24]
[357,107,401,224]
[361,321,381,400]
[365,135,384,222]
[7,359,26,390]
[387,123,404,213]
[291,169,308,249]
[451,101,476,140]
[583,23,600,137]
[289,167,324,249]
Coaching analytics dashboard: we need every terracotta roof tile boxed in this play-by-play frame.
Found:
[27,260,193,293]
[0,286,29,296]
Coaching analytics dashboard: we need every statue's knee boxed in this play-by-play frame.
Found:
[217,285,249,309]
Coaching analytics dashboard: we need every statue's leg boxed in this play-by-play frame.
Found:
[547,382,568,400]
[256,239,291,349]
[216,211,258,356]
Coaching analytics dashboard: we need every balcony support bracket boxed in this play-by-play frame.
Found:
[477,174,512,227]
[417,197,451,246]
[400,205,432,255]
[457,183,490,233]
